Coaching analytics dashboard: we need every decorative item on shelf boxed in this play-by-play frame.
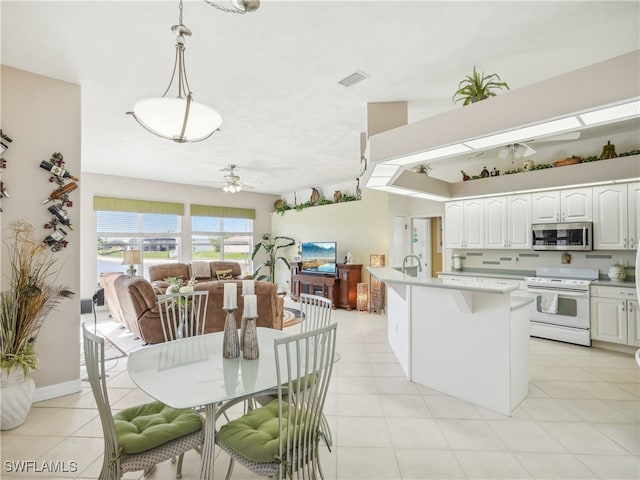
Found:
[355,177,362,200]
[222,283,240,359]
[480,166,490,178]
[122,249,141,276]
[600,140,617,159]
[414,163,432,175]
[356,283,369,312]
[369,254,386,314]
[0,220,74,430]
[490,168,500,176]
[607,263,626,281]
[561,253,572,264]
[310,187,320,205]
[461,170,470,181]
[452,66,509,106]
[346,252,353,264]
[522,160,534,171]
[241,294,258,359]
[553,155,582,167]
[333,190,342,203]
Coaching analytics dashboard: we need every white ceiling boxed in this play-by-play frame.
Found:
[2,1,639,195]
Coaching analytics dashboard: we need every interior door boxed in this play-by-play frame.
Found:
[390,215,407,268]
[411,218,430,275]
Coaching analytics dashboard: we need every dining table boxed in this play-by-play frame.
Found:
[127,327,289,480]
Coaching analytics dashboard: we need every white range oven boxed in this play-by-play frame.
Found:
[526,267,599,346]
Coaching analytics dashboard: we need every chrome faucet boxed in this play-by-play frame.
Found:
[402,254,423,274]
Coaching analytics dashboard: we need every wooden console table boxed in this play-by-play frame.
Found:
[290,262,362,310]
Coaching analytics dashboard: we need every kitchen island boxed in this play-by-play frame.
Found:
[368,267,533,416]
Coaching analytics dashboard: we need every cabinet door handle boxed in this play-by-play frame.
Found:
[623,238,627,248]
[561,212,565,221]
[629,302,633,313]
[621,302,626,312]
[630,238,635,249]
[555,213,559,221]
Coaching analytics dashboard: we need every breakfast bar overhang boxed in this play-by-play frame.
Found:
[368,267,533,416]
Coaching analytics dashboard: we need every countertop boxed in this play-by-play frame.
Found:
[367,267,519,294]
[591,278,636,288]
[437,269,636,287]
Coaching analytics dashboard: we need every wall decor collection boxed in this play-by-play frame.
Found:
[40,152,78,251]
[0,129,13,212]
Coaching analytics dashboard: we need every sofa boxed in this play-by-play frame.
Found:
[103,274,283,344]
[148,261,249,294]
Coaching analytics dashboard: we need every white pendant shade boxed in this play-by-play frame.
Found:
[131,97,223,143]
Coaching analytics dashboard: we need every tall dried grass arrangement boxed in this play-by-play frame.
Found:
[0,220,73,374]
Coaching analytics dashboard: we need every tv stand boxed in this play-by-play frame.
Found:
[290,262,362,310]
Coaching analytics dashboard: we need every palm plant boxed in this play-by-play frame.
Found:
[251,234,295,284]
[452,66,510,106]
[0,221,73,374]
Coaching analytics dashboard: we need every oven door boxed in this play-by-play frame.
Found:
[527,286,590,329]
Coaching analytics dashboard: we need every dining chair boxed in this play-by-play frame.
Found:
[215,322,338,479]
[82,323,204,479]
[299,293,333,332]
[157,290,209,341]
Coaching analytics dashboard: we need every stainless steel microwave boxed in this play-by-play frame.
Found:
[531,222,593,251]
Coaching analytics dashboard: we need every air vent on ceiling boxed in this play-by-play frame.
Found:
[338,70,369,87]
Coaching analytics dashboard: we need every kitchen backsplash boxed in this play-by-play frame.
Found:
[449,249,636,279]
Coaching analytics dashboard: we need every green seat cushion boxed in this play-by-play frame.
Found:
[217,400,309,463]
[114,401,202,454]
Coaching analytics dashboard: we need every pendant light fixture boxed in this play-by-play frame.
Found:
[127,0,222,143]
[204,0,260,14]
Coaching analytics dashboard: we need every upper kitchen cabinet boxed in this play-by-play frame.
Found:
[444,199,484,248]
[531,188,592,224]
[484,195,531,249]
[593,182,639,250]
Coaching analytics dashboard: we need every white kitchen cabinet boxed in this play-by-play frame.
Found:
[590,285,639,345]
[444,201,464,248]
[444,200,484,248]
[531,188,592,223]
[507,194,532,248]
[483,194,531,249]
[593,183,639,250]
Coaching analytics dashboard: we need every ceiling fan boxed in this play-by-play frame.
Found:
[202,164,257,193]
[497,131,582,160]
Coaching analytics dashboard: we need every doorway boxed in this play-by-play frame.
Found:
[410,216,443,278]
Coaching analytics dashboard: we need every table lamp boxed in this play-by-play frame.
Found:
[122,249,141,276]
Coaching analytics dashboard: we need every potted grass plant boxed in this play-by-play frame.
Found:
[452,66,510,105]
[0,220,73,430]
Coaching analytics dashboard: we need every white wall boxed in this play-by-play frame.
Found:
[80,173,280,299]
[1,66,81,396]
[271,188,389,291]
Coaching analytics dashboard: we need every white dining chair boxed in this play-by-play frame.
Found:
[157,290,209,341]
[82,323,203,480]
[215,323,338,479]
[299,293,333,332]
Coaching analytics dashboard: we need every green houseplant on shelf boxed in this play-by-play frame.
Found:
[452,66,510,106]
[251,234,295,284]
[1,220,73,430]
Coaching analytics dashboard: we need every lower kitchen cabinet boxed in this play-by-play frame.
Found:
[590,285,639,346]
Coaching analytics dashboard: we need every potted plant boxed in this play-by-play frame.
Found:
[251,234,295,284]
[452,66,510,105]
[0,220,73,430]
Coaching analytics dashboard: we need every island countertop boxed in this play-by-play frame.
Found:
[367,267,519,294]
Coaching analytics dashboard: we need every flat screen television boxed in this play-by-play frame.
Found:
[301,241,337,276]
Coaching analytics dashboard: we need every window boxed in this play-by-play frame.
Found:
[191,205,255,276]
[95,197,183,279]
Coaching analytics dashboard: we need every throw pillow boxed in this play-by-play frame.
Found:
[216,269,234,280]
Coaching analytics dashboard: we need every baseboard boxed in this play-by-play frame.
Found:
[34,378,83,403]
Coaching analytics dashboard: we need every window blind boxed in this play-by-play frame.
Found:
[93,196,184,215]
[190,204,255,220]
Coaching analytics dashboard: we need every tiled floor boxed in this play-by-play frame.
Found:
[1,306,639,479]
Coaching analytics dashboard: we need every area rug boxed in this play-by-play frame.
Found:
[80,331,127,366]
[282,307,303,328]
